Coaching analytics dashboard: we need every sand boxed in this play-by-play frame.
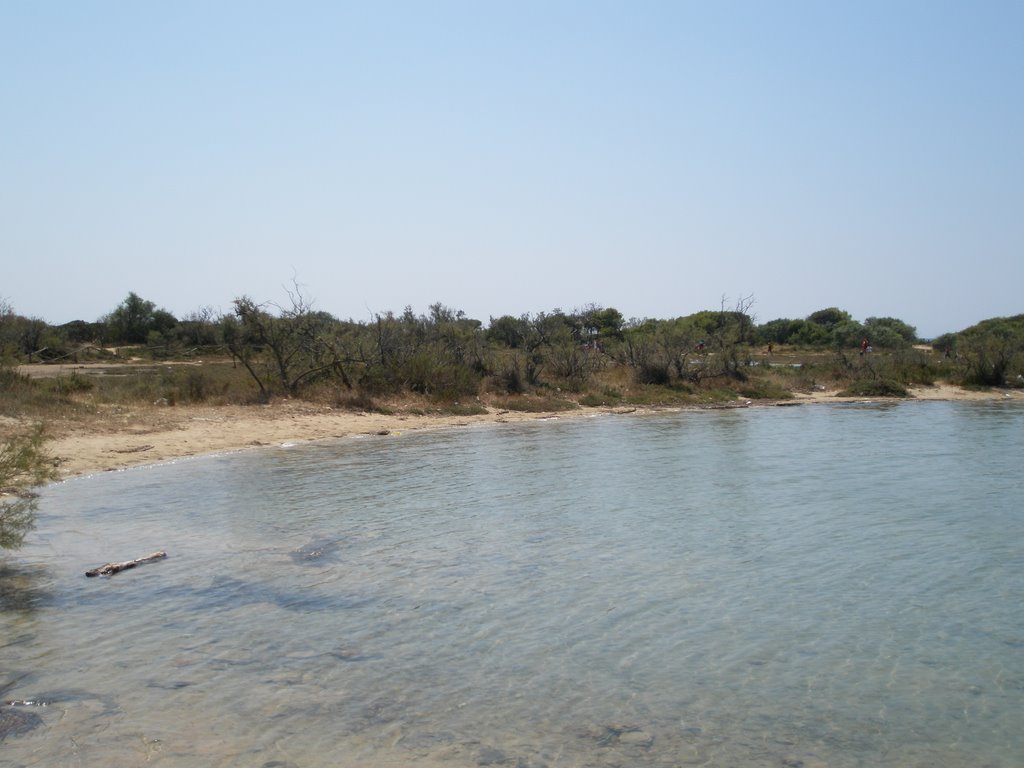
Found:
[43,401,565,479]
[28,381,1019,480]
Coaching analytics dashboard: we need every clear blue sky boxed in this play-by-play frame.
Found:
[2,2,1021,338]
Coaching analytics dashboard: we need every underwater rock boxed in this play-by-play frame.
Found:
[617,729,654,748]
[477,746,508,765]
[290,537,343,565]
[0,706,43,739]
[592,722,653,748]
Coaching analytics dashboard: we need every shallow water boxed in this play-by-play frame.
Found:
[3,401,1023,767]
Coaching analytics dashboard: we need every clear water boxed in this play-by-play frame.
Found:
[3,401,1023,767]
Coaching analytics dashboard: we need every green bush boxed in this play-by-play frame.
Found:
[326,389,391,414]
[42,373,95,395]
[438,402,488,416]
[578,387,625,406]
[837,379,909,397]
[0,424,58,549]
[489,395,579,413]
[0,365,86,419]
[635,362,671,386]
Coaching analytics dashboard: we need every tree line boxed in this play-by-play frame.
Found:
[2,291,1022,397]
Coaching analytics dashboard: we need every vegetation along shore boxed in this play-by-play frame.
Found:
[2,292,1022,549]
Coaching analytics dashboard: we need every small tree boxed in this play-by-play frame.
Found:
[807,307,852,330]
[864,316,918,347]
[833,319,867,349]
[958,315,1024,386]
[0,424,58,550]
[103,292,179,345]
[176,306,222,348]
[224,287,354,400]
[487,314,531,348]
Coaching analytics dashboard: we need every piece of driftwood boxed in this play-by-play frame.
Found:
[85,551,167,577]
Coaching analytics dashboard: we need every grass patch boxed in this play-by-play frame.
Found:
[39,373,95,396]
[434,402,489,416]
[0,366,87,422]
[836,379,910,397]
[608,383,699,407]
[578,387,624,407]
[736,379,794,400]
[83,362,252,406]
[488,394,579,413]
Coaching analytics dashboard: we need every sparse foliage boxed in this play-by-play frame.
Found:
[224,287,354,400]
[0,424,58,550]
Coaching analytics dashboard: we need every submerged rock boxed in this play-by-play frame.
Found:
[592,723,654,749]
[617,729,654,748]
[0,706,43,739]
[290,537,344,565]
[477,746,508,765]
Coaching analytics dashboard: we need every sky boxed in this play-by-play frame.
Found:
[2,2,1021,339]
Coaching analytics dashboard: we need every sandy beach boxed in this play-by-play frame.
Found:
[43,400,563,479]
[33,382,1021,480]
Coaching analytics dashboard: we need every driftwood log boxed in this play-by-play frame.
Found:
[85,551,167,577]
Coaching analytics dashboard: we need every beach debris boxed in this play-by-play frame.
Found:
[112,444,154,454]
[85,551,167,577]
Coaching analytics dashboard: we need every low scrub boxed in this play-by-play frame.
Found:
[488,394,579,413]
[39,373,95,395]
[90,363,249,406]
[837,379,910,397]
[0,366,85,421]
[736,380,794,400]
[314,388,393,414]
[578,387,624,407]
[611,383,699,407]
[437,401,489,416]
[1,423,59,550]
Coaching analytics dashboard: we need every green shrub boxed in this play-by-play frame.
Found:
[635,362,670,386]
[489,395,579,413]
[1,424,58,549]
[0,365,86,420]
[837,379,909,397]
[49,373,95,394]
[610,383,697,406]
[494,363,526,394]
[578,387,623,407]
[438,402,488,416]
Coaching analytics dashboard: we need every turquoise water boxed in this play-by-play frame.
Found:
[3,401,1023,767]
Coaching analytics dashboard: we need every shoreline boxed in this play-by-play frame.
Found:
[40,382,1022,480]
